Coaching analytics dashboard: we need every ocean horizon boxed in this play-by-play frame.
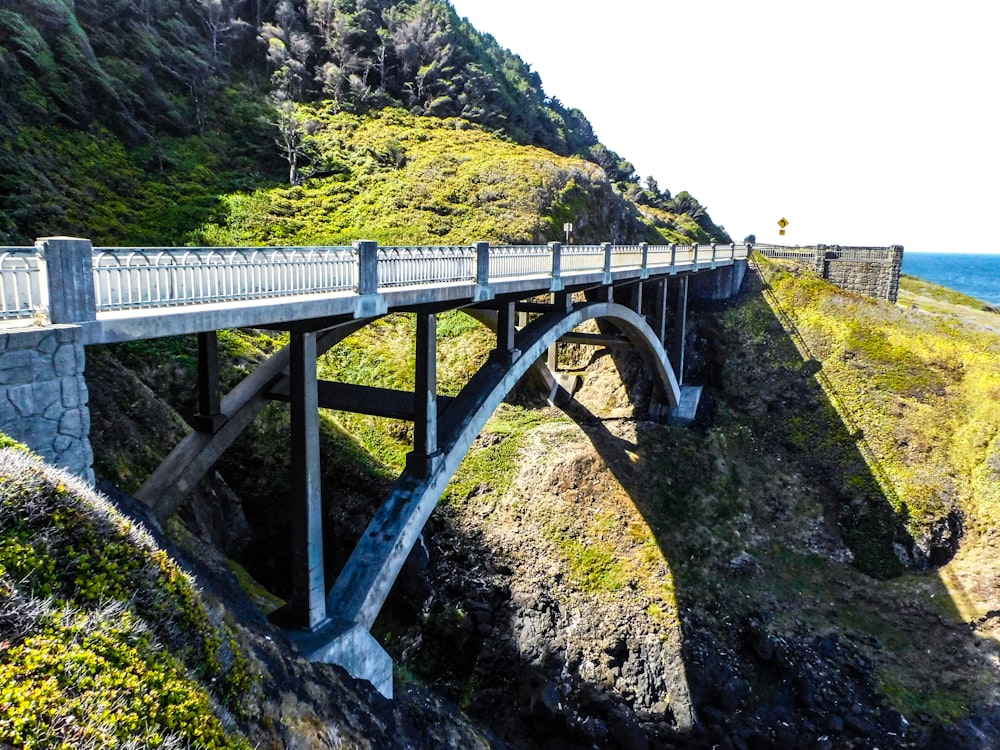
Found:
[900,252,1000,307]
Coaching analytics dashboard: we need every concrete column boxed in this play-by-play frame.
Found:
[288,330,327,631]
[632,281,644,315]
[409,312,441,475]
[653,278,668,346]
[191,331,226,434]
[496,301,516,354]
[672,276,688,386]
[36,237,96,324]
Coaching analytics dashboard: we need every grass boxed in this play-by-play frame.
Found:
[193,106,707,248]
[0,448,253,748]
[757,256,1000,541]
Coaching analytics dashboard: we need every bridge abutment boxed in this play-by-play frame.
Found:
[0,324,94,484]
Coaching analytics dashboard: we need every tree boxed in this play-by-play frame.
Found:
[272,100,310,184]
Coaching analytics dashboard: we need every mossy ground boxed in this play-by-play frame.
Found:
[0,450,254,749]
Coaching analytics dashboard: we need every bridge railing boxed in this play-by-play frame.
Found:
[0,249,42,321]
[3,239,751,325]
[754,244,902,264]
[559,245,605,274]
[487,245,552,280]
[377,246,475,288]
[92,247,358,311]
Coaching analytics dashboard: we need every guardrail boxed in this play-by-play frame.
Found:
[2,239,749,324]
[93,247,358,311]
[754,243,900,264]
[0,249,43,321]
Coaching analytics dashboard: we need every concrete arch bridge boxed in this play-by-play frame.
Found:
[0,237,748,696]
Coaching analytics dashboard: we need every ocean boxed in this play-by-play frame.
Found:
[901,252,1000,307]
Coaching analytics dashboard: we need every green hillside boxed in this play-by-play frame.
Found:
[0,446,252,749]
[0,0,727,247]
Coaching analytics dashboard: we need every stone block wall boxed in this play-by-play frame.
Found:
[0,324,94,484]
[821,257,900,302]
[756,244,903,302]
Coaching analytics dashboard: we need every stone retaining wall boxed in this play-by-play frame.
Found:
[755,244,904,302]
[0,324,94,484]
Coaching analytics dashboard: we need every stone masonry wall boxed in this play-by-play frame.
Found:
[0,324,94,484]
[756,244,903,303]
[822,258,900,303]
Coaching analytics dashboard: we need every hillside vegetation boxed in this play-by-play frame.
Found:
[0,0,727,246]
[196,106,718,246]
[758,258,1000,554]
[0,446,252,749]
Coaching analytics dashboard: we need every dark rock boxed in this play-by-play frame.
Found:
[774,721,798,750]
[844,715,875,739]
[611,708,648,750]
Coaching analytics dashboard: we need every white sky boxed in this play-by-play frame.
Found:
[448,0,1000,252]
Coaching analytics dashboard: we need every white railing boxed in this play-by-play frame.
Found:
[610,244,644,270]
[488,245,552,280]
[0,249,42,321]
[377,246,474,288]
[92,247,357,311]
[560,245,605,274]
[1,240,753,323]
[754,245,816,260]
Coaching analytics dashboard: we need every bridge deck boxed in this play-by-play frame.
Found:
[1,239,748,341]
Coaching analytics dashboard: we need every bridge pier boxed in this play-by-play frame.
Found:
[671,276,689,386]
[286,330,328,632]
[407,312,442,476]
[191,332,226,434]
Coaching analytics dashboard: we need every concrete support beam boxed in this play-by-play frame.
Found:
[286,331,328,632]
[653,278,668,346]
[191,331,226,434]
[494,301,519,364]
[672,276,688,386]
[407,312,441,476]
[268,380,454,421]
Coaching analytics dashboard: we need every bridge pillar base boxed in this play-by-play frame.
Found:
[666,385,702,426]
[287,619,394,699]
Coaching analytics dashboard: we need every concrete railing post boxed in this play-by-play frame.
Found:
[549,241,562,291]
[354,240,387,318]
[474,242,491,301]
[640,242,649,279]
[711,242,718,267]
[35,237,96,324]
[475,242,490,286]
[670,243,677,269]
[356,240,378,295]
[602,242,612,283]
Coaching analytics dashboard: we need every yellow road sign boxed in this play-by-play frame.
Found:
[777,217,789,229]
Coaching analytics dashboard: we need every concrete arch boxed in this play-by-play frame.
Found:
[304,301,685,695]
